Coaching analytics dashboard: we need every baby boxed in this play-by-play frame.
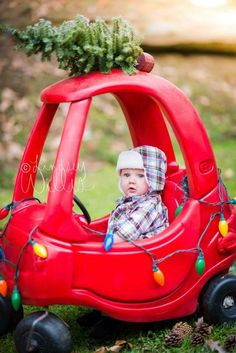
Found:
[78,146,169,330]
[107,145,169,243]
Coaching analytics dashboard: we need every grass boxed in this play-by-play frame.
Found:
[1,307,236,353]
[213,139,236,197]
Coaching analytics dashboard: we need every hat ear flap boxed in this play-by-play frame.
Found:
[144,170,150,189]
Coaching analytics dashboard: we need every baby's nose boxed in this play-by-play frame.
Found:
[129,176,136,183]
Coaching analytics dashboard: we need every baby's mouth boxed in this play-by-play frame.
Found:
[128,187,136,193]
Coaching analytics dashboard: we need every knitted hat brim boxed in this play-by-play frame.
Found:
[116,150,144,173]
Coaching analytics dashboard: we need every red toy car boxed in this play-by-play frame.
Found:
[1,64,236,353]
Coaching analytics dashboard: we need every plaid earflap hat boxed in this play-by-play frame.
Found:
[116,145,167,192]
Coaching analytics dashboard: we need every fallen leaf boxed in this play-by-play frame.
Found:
[108,340,132,352]
[94,347,106,353]
[115,340,130,346]
[195,316,204,325]
[199,95,210,106]
[109,346,123,353]
[205,339,227,353]
[0,88,17,112]
[14,97,31,112]
[223,168,235,180]
[0,58,7,74]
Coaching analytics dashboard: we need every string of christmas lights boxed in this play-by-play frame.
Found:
[85,171,236,286]
[0,198,48,310]
[0,172,235,304]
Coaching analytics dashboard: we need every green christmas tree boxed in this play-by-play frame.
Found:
[1,15,143,76]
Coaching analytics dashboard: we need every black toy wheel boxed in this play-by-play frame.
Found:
[200,274,236,324]
[14,311,71,353]
[0,295,23,336]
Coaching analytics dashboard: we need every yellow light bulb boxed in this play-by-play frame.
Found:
[33,243,48,259]
[219,215,228,237]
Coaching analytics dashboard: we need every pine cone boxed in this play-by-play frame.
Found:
[164,331,183,347]
[172,321,193,337]
[194,317,212,337]
[224,334,236,351]
[191,333,205,346]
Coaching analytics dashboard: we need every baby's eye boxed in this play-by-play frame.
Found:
[138,174,145,178]
[123,173,130,177]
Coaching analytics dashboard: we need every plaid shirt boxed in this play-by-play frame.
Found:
[107,192,169,241]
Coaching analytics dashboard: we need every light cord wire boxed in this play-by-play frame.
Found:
[1,173,233,280]
[0,197,40,239]
[14,226,38,284]
[26,310,49,352]
[83,171,233,268]
[0,198,41,285]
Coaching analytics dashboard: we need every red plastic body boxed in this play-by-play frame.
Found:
[1,69,236,322]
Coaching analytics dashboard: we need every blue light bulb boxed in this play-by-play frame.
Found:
[0,247,3,260]
[104,233,114,251]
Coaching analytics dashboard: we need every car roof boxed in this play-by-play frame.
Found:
[41,69,162,103]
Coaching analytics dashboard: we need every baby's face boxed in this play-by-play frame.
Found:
[120,168,148,197]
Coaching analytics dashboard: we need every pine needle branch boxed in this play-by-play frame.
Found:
[1,15,143,76]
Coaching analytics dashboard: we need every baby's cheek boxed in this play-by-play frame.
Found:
[142,180,149,191]
[120,180,128,194]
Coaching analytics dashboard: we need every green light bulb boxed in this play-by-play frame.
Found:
[11,285,21,311]
[196,254,205,275]
[175,203,184,217]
